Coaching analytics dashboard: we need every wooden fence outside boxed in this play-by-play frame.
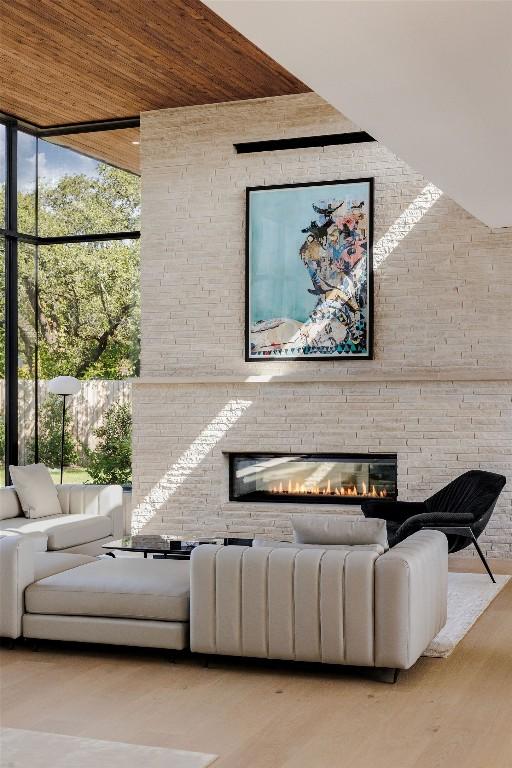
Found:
[0,380,132,464]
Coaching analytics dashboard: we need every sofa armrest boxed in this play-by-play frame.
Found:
[374,530,448,669]
[56,484,124,538]
[396,511,475,541]
[0,534,35,639]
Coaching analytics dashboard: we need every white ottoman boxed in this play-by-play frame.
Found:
[23,557,190,650]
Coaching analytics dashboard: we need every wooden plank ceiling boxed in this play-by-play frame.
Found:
[0,0,307,173]
[49,130,142,175]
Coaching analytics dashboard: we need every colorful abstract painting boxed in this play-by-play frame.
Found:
[246,178,373,360]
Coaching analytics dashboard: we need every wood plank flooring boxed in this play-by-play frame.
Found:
[1,558,512,768]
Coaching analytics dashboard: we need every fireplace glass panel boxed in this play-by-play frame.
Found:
[229,453,397,505]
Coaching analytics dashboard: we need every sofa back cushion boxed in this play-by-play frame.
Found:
[9,464,62,519]
[0,487,23,520]
[292,514,388,550]
[252,538,385,554]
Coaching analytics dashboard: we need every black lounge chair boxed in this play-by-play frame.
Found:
[361,470,506,582]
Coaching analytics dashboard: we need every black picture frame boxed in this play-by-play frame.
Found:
[245,177,374,362]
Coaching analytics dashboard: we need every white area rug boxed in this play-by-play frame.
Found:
[423,571,510,658]
[0,728,217,768]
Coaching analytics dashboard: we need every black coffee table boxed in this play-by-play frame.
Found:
[103,535,253,560]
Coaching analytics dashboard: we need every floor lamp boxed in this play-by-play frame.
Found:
[47,376,81,484]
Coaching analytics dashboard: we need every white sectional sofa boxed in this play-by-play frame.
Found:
[0,528,448,675]
[0,484,124,555]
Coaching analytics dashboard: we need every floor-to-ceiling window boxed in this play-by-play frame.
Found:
[0,124,6,485]
[0,234,5,486]
[1,119,140,486]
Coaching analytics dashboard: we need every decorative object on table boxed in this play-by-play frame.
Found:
[423,571,510,658]
[246,178,373,360]
[47,376,81,483]
[362,469,506,582]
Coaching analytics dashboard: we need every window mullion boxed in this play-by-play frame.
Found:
[5,123,18,479]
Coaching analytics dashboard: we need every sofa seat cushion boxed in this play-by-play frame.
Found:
[33,552,97,581]
[25,558,190,622]
[3,513,112,550]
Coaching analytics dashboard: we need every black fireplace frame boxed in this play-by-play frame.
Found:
[228,452,398,505]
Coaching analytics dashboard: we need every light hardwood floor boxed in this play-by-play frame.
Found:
[1,558,512,768]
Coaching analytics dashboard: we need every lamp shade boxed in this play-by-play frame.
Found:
[48,376,81,396]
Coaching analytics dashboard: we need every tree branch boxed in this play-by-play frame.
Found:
[75,301,135,377]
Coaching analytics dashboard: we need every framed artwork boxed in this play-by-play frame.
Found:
[246,178,373,361]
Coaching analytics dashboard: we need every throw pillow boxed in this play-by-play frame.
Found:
[9,464,62,519]
[291,514,388,550]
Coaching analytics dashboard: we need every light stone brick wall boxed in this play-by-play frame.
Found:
[134,93,512,558]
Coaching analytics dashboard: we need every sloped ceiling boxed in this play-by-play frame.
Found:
[205,0,512,228]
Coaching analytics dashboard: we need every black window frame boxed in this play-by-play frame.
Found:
[1,113,141,484]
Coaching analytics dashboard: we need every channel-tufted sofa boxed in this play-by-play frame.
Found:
[190,530,448,671]
[0,484,124,555]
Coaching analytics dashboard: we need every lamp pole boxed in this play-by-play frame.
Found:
[48,376,80,485]
[60,394,67,484]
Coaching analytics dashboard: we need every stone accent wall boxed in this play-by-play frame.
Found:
[134,93,512,558]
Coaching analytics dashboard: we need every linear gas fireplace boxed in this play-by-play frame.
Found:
[229,453,397,505]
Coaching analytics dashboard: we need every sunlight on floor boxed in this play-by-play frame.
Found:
[374,182,443,268]
[131,398,252,534]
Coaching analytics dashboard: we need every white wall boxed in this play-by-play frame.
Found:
[134,93,512,557]
[206,1,512,228]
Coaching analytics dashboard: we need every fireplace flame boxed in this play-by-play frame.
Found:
[268,483,388,498]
